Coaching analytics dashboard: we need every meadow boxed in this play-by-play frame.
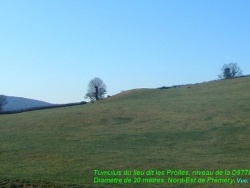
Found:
[0,77,250,187]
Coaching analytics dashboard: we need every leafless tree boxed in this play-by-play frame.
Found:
[218,63,242,79]
[0,95,7,112]
[85,77,107,101]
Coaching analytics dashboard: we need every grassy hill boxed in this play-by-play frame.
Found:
[0,77,250,187]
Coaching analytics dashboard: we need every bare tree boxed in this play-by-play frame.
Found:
[218,63,242,79]
[85,77,107,101]
[0,95,7,112]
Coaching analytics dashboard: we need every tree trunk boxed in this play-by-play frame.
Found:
[95,86,99,100]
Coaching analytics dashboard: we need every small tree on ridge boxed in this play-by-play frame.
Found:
[218,63,242,79]
[85,77,107,101]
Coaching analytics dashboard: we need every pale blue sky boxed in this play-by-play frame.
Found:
[1,0,250,103]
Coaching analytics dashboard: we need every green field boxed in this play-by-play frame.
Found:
[0,77,250,187]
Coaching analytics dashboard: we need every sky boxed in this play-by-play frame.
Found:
[1,0,250,104]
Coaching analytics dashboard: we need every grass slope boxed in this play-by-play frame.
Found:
[0,77,250,187]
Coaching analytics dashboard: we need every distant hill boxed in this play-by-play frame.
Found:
[2,96,54,112]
